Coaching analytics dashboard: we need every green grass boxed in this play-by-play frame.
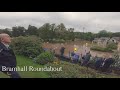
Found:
[0,55,50,78]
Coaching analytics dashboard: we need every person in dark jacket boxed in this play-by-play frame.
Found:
[72,53,79,63]
[102,58,114,72]
[81,51,91,66]
[60,47,65,56]
[95,57,104,70]
[0,33,21,78]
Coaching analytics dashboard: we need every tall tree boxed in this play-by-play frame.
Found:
[67,28,75,41]
[26,25,38,36]
[38,23,53,41]
[55,23,67,39]
[97,30,108,37]
[0,28,12,36]
[12,26,26,37]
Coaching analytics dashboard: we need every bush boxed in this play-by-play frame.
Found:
[111,52,120,68]
[90,45,113,52]
[10,36,43,58]
[87,56,97,68]
[91,43,117,52]
[110,52,120,74]
[49,39,65,43]
[107,43,117,50]
[46,61,114,78]
[35,51,54,65]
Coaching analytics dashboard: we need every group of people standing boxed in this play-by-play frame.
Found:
[59,44,115,72]
[59,44,92,66]
[94,56,114,72]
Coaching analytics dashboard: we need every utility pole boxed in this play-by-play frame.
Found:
[83,27,85,33]
[83,27,85,41]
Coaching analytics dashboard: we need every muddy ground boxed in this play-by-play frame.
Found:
[42,41,114,57]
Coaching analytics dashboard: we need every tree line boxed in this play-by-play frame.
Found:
[0,23,120,41]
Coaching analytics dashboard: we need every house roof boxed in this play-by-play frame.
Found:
[112,37,120,41]
[93,37,120,42]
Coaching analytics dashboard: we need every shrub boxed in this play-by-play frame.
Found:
[106,43,117,50]
[10,36,43,58]
[46,61,113,78]
[49,39,65,43]
[111,52,120,68]
[104,47,113,52]
[109,52,120,74]
[90,45,113,52]
[91,43,117,52]
[35,51,54,65]
[87,56,97,68]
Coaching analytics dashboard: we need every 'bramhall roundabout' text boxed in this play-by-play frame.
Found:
[1,66,62,72]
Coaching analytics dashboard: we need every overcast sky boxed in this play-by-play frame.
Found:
[0,12,120,33]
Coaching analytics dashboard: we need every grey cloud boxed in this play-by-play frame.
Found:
[0,12,120,33]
